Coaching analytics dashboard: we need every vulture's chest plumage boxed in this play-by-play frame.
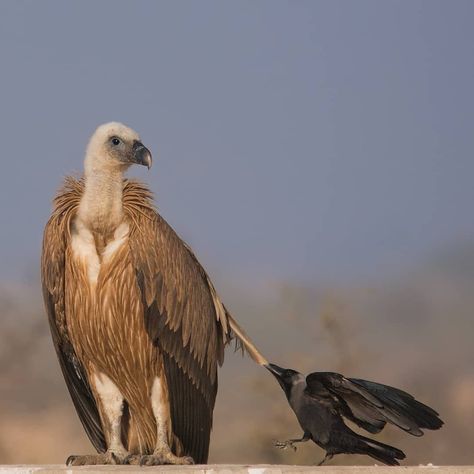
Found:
[64,213,162,453]
[65,218,158,382]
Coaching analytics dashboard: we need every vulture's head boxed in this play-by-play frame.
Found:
[84,122,152,174]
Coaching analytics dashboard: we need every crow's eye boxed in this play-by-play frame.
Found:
[111,137,121,146]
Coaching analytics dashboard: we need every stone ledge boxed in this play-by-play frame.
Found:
[0,466,473,474]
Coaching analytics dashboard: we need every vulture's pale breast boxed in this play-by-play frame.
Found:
[66,215,161,453]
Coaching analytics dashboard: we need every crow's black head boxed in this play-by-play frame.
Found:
[265,363,302,399]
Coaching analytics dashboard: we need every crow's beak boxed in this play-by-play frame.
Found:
[132,141,152,169]
[265,363,287,379]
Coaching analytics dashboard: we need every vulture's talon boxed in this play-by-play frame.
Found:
[124,454,139,465]
[182,456,195,465]
[65,452,125,466]
[126,453,194,466]
[66,455,77,466]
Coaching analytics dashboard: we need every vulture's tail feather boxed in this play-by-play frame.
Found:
[225,308,268,366]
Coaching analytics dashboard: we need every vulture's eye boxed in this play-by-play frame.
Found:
[111,137,121,146]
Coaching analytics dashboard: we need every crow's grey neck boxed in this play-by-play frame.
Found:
[288,375,307,409]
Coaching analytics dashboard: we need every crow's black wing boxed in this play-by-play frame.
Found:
[306,372,443,436]
[349,378,443,432]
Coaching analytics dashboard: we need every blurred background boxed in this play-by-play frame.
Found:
[0,0,473,466]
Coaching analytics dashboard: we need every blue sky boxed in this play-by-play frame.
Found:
[0,0,473,284]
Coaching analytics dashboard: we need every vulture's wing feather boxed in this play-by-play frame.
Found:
[127,182,232,463]
[45,291,106,452]
[41,184,106,453]
[306,372,442,436]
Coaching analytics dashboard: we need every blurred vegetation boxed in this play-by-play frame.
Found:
[0,248,473,465]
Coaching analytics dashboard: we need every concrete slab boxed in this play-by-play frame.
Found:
[0,466,473,474]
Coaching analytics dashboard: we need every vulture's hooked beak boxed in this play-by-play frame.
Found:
[132,141,152,169]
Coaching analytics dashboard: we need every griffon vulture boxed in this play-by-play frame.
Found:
[42,122,267,466]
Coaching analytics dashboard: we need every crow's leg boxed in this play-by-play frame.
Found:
[317,453,334,466]
[273,431,311,451]
[127,376,194,466]
[67,372,129,466]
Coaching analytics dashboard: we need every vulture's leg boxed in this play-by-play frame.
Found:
[273,431,311,451]
[127,376,194,466]
[67,373,129,466]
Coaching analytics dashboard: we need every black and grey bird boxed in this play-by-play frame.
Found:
[266,363,443,466]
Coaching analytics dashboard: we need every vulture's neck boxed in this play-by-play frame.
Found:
[78,168,124,235]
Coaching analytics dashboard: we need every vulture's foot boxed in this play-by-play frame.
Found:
[66,450,128,466]
[273,439,298,452]
[126,451,194,466]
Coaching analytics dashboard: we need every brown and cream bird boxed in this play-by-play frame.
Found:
[41,122,267,466]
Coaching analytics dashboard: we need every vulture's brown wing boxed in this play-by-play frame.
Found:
[41,180,106,453]
[128,190,232,463]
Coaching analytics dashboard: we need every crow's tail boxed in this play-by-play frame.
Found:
[353,434,406,466]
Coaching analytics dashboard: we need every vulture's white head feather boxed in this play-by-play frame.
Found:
[77,122,152,232]
[84,122,152,175]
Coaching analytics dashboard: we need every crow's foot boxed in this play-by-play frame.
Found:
[273,439,298,452]
[66,451,128,466]
[126,451,194,466]
[316,453,334,466]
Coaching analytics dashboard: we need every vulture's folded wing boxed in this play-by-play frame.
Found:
[41,179,106,453]
[126,181,234,463]
[306,372,443,436]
